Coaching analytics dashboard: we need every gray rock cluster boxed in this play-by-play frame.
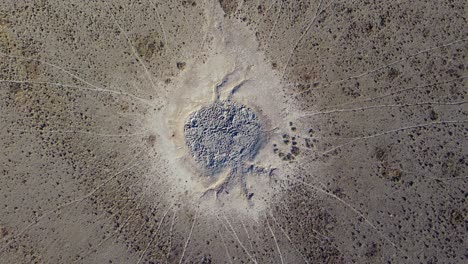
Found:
[184,100,262,174]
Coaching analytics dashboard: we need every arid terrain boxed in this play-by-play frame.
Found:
[0,0,466,263]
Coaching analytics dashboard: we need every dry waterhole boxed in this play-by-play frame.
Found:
[0,0,467,263]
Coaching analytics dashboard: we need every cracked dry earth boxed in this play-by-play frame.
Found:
[0,0,467,264]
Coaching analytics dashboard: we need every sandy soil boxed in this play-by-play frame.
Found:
[0,0,466,263]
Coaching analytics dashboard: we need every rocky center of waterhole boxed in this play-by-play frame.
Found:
[184,100,263,175]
